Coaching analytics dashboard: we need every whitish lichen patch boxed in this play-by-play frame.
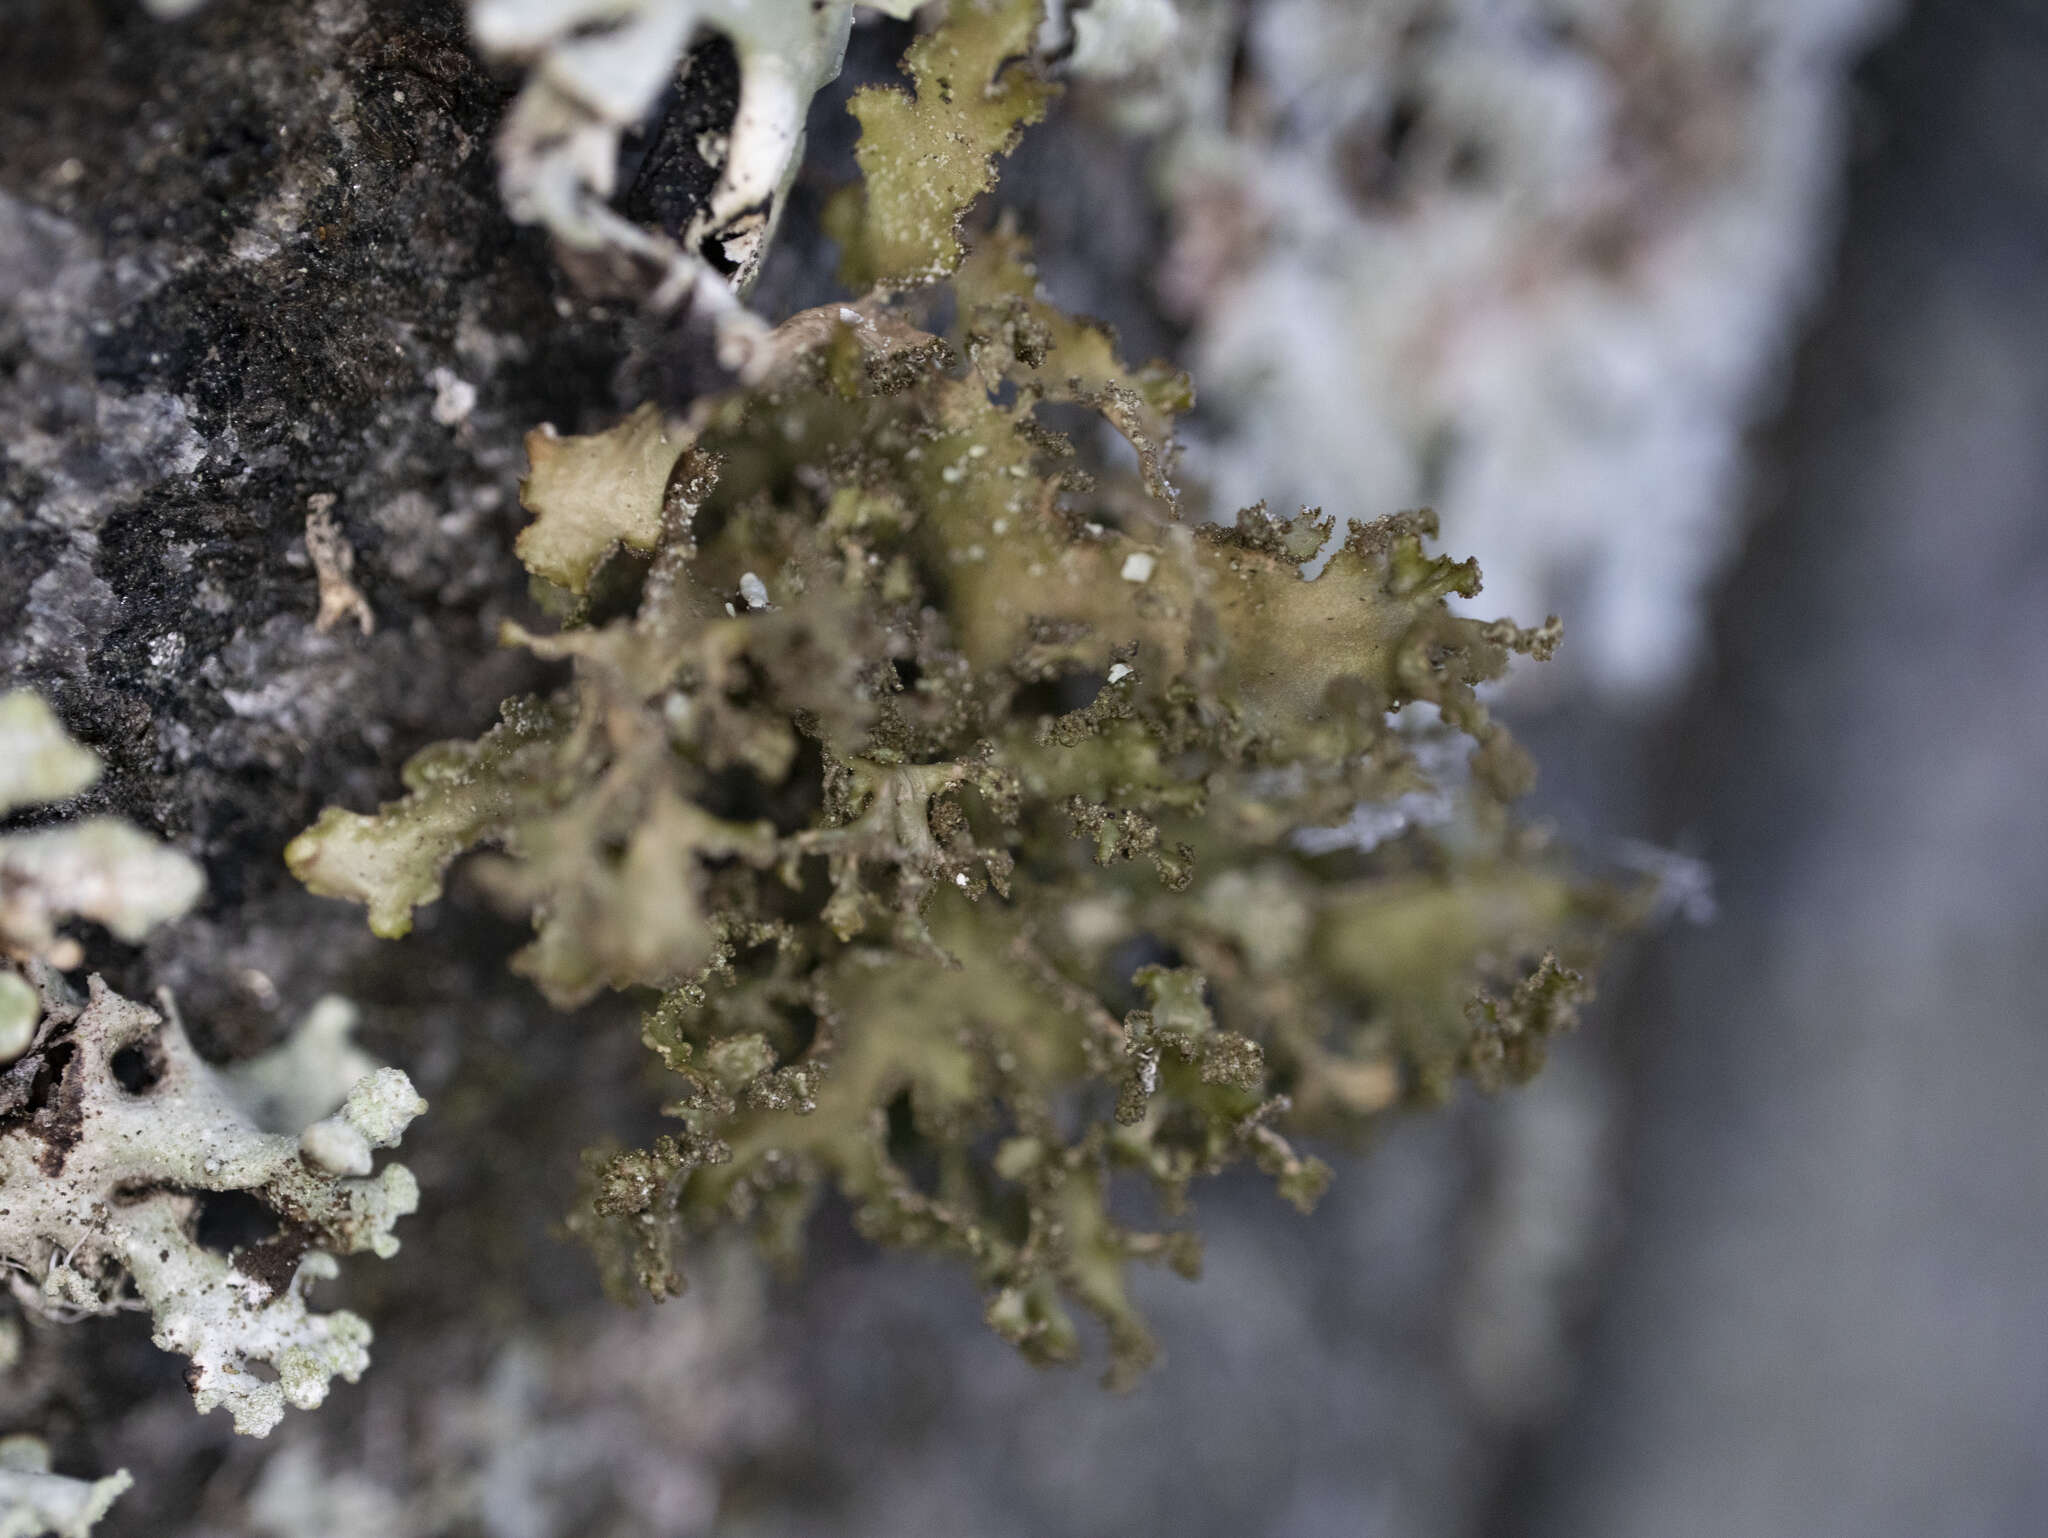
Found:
[0,977,425,1437]
[293,207,1629,1384]
[0,691,204,972]
[476,0,925,326]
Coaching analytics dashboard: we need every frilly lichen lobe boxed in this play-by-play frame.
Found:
[289,209,1625,1383]
[827,0,1059,290]
[0,690,205,977]
[0,976,425,1436]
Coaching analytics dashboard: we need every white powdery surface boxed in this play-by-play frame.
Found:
[0,978,425,1438]
[472,0,920,311]
[1132,0,1899,696]
[0,1435,130,1538]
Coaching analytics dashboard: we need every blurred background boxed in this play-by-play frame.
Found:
[2,0,2044,1534]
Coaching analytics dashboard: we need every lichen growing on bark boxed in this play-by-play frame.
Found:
[291,173,1624,1378]
[827,0,1057,289]
[0,975,425,1436]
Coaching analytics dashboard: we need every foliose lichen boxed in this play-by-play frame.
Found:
[825,0,1056,290]
[0,975,425,1436]
[288,0,1629,1389]
[0,1435,130,1538]
[0,691,205,994]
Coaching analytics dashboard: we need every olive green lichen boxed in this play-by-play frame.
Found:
[288,0,1629,1385]
[0,975,425,1435]
[827,0,1058,289]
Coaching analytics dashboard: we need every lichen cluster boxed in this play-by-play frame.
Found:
[288,0,1624,1385]
[475,0,925,357]
[0,695,426,1538]
[0,970,425,1437]
[0,691,203,1014]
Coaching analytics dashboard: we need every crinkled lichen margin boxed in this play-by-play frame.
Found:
[474,0,927,371]
[0,973,425,1436]
[0,690,204,988]
[0,1435,130,1538]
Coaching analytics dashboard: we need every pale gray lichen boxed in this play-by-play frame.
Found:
[289,198,1630,1383]
[1117,0,1900,695]
[0,696,98,820]
[223,995,385,1138]
[0,690,204,982]
[0,977,37,1069]
[305,496,376,637]
[0,1436,130,1538]
[0,976,425,1437]
[473,0,923,352]
[242,1443,408,1538]
[1039,0,1180,78]
[0,821,206,964]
